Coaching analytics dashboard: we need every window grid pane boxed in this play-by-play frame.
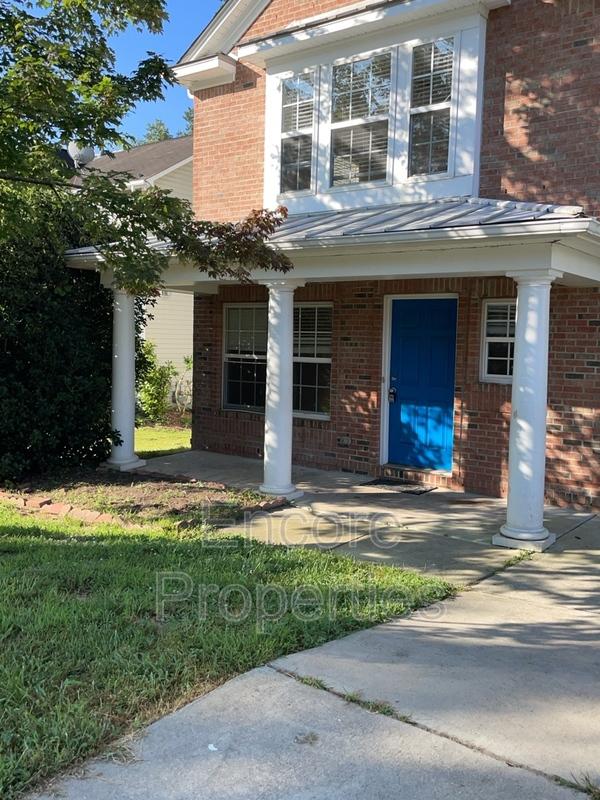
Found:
[281,73,315,133]
[332,53,391,124]
[483,302,516,380]
[331,120,389,186]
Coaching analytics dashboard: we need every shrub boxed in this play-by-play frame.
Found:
[0,191,113,482]
[137,341,177,423]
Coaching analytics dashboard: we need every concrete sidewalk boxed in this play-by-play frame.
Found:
[33,518,600,800]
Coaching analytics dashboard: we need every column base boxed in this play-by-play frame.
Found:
[103,456,147,472]
[493,527,556,552]
[259,483,304,500]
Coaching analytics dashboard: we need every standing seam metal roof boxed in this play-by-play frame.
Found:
[269,197,586,242]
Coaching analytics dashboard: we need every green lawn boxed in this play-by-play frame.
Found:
[0,505,453,799]
[135,425,191,459]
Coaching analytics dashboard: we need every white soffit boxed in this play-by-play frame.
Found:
[237,0,510,66]
[173,54,238,92]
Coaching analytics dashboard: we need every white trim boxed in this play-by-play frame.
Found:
[237,0,508,66]
[173,54,237,92]
[380,292,459,466]
[479,298,517,384]
[178,0,272,64]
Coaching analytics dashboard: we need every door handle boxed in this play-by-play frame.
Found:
[388,387,397,404]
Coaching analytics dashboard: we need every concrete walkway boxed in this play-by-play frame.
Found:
[141,450,596,585]
[34,516,600,800]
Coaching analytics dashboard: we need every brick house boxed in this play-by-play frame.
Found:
[71,0,600,552]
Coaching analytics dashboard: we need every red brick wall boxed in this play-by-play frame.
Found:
[193,280,600,507]
[480,0,600,216]
[193,62,265,222]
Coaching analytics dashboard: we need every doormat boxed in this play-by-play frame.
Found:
[362,478,436,495]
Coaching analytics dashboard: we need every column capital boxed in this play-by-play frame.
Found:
[506,269,563,286]
[259,278,306,292]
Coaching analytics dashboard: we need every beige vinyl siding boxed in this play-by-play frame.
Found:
[144,291,193,373]
[144,160,194,386]
[155,161,193,203]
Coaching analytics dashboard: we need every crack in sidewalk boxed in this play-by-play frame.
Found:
[267,663,597,798]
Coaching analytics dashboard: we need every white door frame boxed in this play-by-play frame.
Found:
[379,293,459,466]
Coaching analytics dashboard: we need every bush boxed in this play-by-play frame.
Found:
[137,341,176,423]
[0,191,113,482]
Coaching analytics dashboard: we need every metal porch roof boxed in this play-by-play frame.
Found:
[270,197,586,244]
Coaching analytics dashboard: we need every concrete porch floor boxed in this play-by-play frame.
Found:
[139,450,597,585]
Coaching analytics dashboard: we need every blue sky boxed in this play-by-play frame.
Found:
[111,0,222,141]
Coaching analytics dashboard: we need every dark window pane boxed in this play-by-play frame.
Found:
[280,134,313,193]
[300,386,317,413]
[408,109,450,176]
[488,342,510,359]
[487,359,510,376]
[227,381,241,406]
[331,121,389,186]
[317,387,330,414]
[316,363,331,388]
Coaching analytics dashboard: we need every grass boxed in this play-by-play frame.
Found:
[135,424,191,460]
[0,505,453,798]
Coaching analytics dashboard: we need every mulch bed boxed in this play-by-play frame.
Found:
[0,468,287,529]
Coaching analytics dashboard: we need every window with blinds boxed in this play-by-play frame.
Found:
[330,53,392,186]
[223,304,332,416]
[280,72,315,193]
[408,38,454,177]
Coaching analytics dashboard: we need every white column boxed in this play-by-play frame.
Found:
[259,280,305,499]
[106,289,146,471]
[493,270,562,552]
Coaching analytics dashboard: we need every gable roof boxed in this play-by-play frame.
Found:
[86,135,193,182]
[177,0,272,64]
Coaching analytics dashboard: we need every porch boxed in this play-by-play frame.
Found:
[66,197,600,552]
[138,449,597,584]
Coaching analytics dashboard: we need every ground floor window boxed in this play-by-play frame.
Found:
[223,303,332,416]
[480,299,516,382]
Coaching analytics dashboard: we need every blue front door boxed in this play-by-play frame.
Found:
[388,298,457,471]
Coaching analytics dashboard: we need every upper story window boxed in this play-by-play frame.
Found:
[280,72,315,193]
[330,53,392,186]
[408,38,454,177]
[480,300,516,383]
[266,28,479,210]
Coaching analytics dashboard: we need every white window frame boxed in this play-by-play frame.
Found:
[278,67,320,199]
[263,13,486,212]
[221,302,333,420]
[328,49,396,190]
[479,299,517,385]
[406,36,459,180]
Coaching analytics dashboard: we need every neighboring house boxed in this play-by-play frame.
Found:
[89,137,194,380]
[69,0,600,552]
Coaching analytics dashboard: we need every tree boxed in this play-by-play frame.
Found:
[141,118,172,143]
[0,0,291,480]
[0,0,292,295]
[180,106,194,136]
